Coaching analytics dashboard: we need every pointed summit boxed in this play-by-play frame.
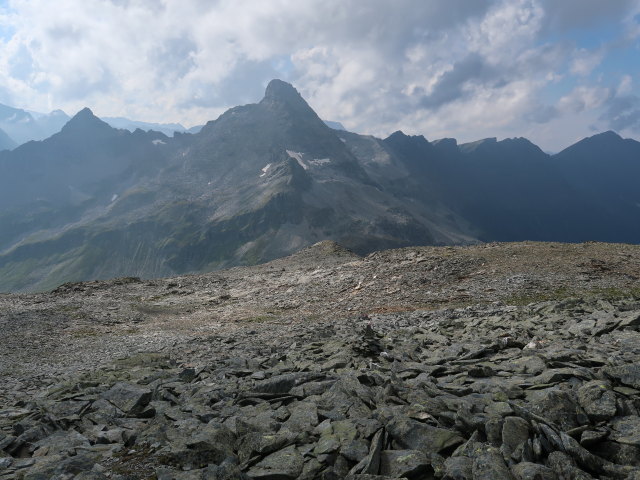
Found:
[263,79,304,102]
[260,79,316,116]
[586,130,622,144]
[61,108,114,135]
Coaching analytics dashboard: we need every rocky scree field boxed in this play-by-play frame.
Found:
[1,240,640,479]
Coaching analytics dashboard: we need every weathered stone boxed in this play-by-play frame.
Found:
[485,415,504,446]
[604,363,640,390]
[386,416,463,454]
[472,445,514,480]
[546,451,594,480]
[161,422,236,469]
[344,475,409,480]
[501,416,530,458]
[32,429,90,456]
[350,428,384,476]
[21,453,98,480]
[204,456,250,480]
[3,259,640,480]
[527,388,584,431]
[442,455,473,480]
[379,450,432,479]
[247,445,304,479]
[341,439,370,463]
[577,380,617,422]
[580,428,608,446]
[282,401,318,431]
[252,373,322,394]
[591,440,640,467]
[510,461,557,480]
[101,382,153,417]
[609,415,640,446]
[239,430,297,463]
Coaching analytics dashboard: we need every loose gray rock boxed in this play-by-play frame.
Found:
[101,382,153,417]
[247,445,304,479]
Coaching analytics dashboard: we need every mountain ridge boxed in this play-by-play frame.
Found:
[0,79,638,292]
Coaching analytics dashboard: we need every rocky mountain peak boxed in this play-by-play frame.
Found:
[48,109,69,117]
[60,107,114,135]
[261,79,315,115]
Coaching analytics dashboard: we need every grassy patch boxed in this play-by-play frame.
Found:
[237,314,277,323]
[132,302,182,315]
[70,327,99,338]
[505,285,640,306]
[587,286,640,301]
[505,286,572,306]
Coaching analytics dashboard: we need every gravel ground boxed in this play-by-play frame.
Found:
[1,240,639,405]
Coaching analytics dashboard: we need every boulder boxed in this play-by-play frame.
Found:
[247,445,304,479]
[379,450,432,479]
[386,416,463,454]
[577,380,617,422]
[101,382,153,417]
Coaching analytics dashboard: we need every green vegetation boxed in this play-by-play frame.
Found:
[505,286,640,306]
[70,327,99,338]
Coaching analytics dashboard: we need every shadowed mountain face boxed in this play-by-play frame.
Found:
[0,80,638,292]
[0,80,472,291]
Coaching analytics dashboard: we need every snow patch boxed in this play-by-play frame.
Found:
[340,138,347,143]
[111,194,118,202]
[152,139,166,145]
[260,163,272,177]
[286,150,308,170]
[310,158,331,166]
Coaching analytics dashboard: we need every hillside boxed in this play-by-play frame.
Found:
[1,241,640,478]
[0,80,639,292]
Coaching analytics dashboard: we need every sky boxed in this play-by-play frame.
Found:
[0,0,639,152]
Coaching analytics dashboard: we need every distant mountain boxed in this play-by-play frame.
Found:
[0,127,16,151]
[186,124,204,134]
[102,117,187,136]
[0,80,472,291]
[324,120,347,131]
[29,109,71,138]
[0,80,638,292]
[0,103,70,144]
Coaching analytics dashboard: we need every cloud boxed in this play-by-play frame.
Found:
[558,86,612,114]
[600,94,640,132]
[540,0,640,32]
[418,54,499,109]
[570,48,605,76]
[0,0,636,152]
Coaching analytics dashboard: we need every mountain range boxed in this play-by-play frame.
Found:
[0,79,638,292]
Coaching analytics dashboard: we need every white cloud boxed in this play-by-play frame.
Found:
[570,48,605,76]
[0,0,636,151]
[558,86,611,114]
[618,75,634,95]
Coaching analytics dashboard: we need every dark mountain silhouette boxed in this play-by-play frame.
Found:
[0,80,638,292]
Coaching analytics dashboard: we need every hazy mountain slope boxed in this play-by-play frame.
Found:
[0,79,639,293]
[0,103,44,145]
[102,116,187,136]
[0,80,475,292]
[382,131,638,243]
[0,127,16,151]
[0,104,70,145]
[0,110,178,290]
[552,131,640,238]
[29,109,71,139]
